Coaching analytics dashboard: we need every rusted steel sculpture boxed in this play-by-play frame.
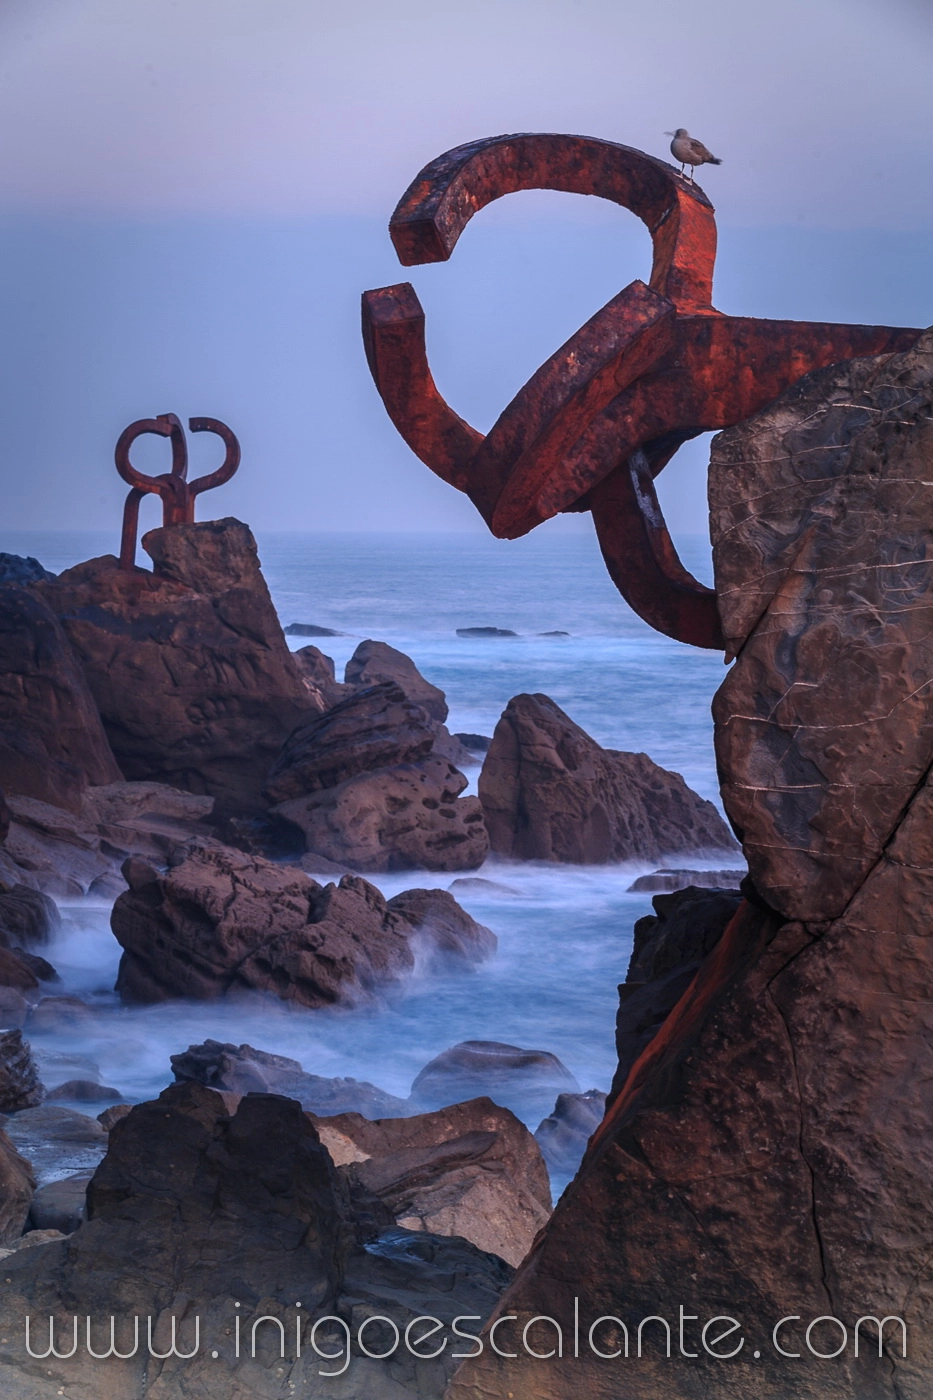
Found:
[115,413,240,569]
[362,134,923,649]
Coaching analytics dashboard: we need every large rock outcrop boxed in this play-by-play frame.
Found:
[0,1083,513,1398]
[479,693,737,863]
[0,583,122,811]
[345,639,448,723]
[311,1097,552,1268]
[446,333,933,1399]
[112,845,494,1006]
[37,520,312,811]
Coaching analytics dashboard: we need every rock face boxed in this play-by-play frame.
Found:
[311,1097,552,1268]
[0,584,122,811]
[479,693,737,864]
[411,1041,580,1123]
[292,643,353,709]
[345,639,449,723]
[0,1083,513,1399]
[37,519,312,810]
[447,335,933,1400]
[0,1125,35,1246]
[171,1039,410,1117]
[0,1029,44,1111]
[112,845,493,1006]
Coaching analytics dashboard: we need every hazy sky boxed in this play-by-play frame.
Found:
[0,0,930,539]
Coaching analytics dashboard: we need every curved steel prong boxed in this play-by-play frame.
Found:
[187,417,241,501]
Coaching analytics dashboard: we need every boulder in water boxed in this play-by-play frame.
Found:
[410,1040,580,1121]
[0,1029,44,1111]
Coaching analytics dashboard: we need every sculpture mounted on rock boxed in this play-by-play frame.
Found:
[361,132,922,649]
[115,412,240,569]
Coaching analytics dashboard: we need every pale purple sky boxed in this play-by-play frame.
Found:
[0,0,930,538]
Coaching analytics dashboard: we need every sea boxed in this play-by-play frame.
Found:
[0,525,737,1157]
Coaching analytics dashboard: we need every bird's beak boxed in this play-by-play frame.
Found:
[663,131,674,136]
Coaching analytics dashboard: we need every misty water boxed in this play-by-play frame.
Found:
[3,525,738,1150]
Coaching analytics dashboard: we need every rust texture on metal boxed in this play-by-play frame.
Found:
[362,133,922,649]
[115,413,240,569]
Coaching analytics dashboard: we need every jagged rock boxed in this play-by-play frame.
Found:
[1,793,120,897]
[275,756,488,874]
[0,1125,35,1246]
[534,1089,606,1184]
[2,1104,108,1185]
[171,1040,410,1117]
[311,1097,552,1268]
[0,553,55,585]
[0,1083,513,1398]
[479,693,737,864]
[385,887,497,964]
[28,1171,91,1232]
[265,681,436,802]
[36,520,313,811]
[292,643,354,709]
[610,886,743,1099]
[0,584,122,811]
[627,866,746,893]
[0,1030,43,1111]
[114,846,413,1006]
[345,639,449,723]
[410,1041,580,1122]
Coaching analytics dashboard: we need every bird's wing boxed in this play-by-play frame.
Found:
[688,138,715,161]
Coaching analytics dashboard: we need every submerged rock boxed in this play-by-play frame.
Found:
[627,865,746,893]
[479,692,737,864]
[171,1039,410,1117]
[534,1088,606,1184]
[312,1096,552,1268]
[385,887,497,964]
[410,1040,580,1122]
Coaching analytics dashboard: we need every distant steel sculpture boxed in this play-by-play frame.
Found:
[115,413,240,570]
[362,134,923,649]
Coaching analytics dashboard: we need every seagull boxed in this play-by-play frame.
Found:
[664,128,722,181]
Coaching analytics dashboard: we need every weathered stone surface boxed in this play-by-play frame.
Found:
[292,643,354,709]
[2,793,120,897]
[345,639,449,723]
[38,520,312,810]
[312,1097,552,1268]
[265,681,436,802]
[113,846,415,1006]
[275,756,489,873]
[0,553,55,586]
[411,1041,580,1122]
[479,693,737,864]
[171,1039,410,1117]
[0,584,122,811]
[0,883,60,946]
[0,1124,35,1245]
[710,330,933,920]
[385,887,497,964]
[0,1029,44,1111]
[534,1088,606,1185]
[0,1083,512,1398]
[2,1104,107,1185]
[28,1170,92,1232]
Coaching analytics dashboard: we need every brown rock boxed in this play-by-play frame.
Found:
[710,329,933,920]
[479,693,737,863]
[385,886,497,963]
[0,883,60,946]
[2,793,121,898]
[311,1096,551,1267]
[0,948,40,992]
[112,845,417,1006]
[275,756,489,873]
[37,519,313,810]
[97,1103,132,1131]
[0,1029,44,1111]
[345,638,449,722]
[265,680,437,802]
[0,584,121,811]
[292,643,354,709]
[0,1125,35,1246]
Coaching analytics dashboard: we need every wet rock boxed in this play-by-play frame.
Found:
[410,1040,580,1122]
[45,1080,122,1104]
[0,1083,512,1398]
[312,1097,552,1268]
[113,846,417,1007]
[0,1030,44,1111]
[7,948,57,984]
[448,875,520,897]
[37,520,313,811]
[0,987,28,1027]
[0,584,121,812]
[2,1104,108,1185]
[265,681,437,802]
[275,756,489,874]
[480,692,737,864]
[431,723,480,767]
[2,793,120,898]
[627,866,746,893]
[26,996,96,1033]
[534,1088,606,1184]
[345,639,449,723]
[171,1039,410,1117]
[0,1125,35,1246]
[28,1171,91,1233]
[454,732,492,754]
[284,621,344,636]
[97,1103,132,1131]
[457,627,518,637]
[0,948,41,992]
[0,883,60,945]
[385,887,497,964]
